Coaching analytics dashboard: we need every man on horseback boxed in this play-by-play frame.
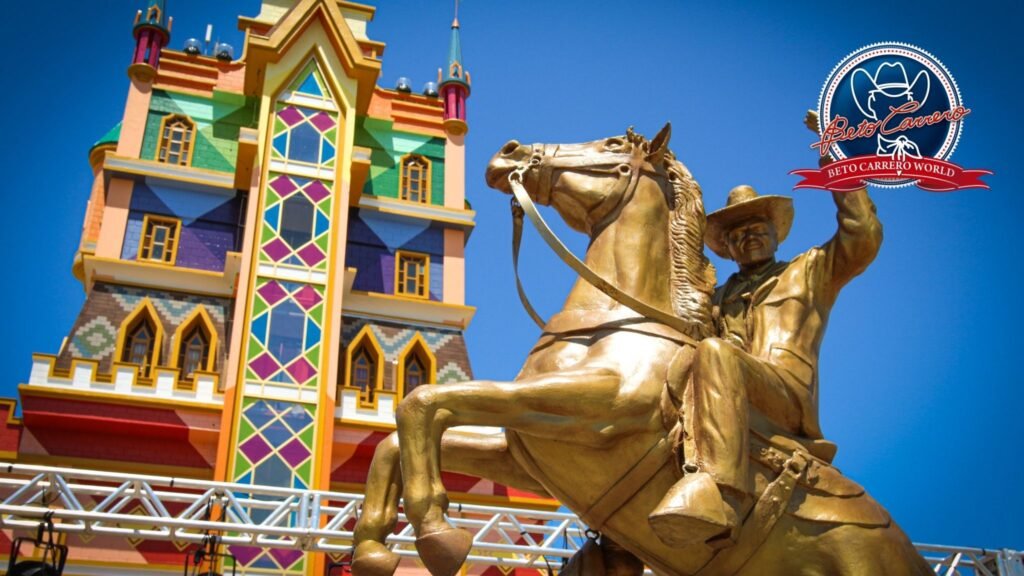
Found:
[648,164,883,549]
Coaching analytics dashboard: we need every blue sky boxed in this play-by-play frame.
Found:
[0,0,1020,551]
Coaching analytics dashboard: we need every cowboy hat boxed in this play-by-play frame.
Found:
[705,185,794,259]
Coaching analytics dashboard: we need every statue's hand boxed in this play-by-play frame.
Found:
[805,110,834,168]
[804,110,820,133]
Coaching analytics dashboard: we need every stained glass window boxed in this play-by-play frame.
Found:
[157,115,194,166]
[401,155,429,203]
[396,252,429,298]
[405,354,425,393]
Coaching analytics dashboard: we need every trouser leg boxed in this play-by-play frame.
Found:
[690,338,800,493]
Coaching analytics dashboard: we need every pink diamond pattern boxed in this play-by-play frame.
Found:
[278,106,304,126]
[229,546,262,566]
[262,238,291,261]
[297,244,326,266]
[256,281,288,305]
[310,111,335,132]
[293,285,323,310]
[270,175,298,196]
[305,180,331,203]
[249,353,281,380]
[285,358,316,384]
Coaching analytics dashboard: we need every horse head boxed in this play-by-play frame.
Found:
[485,124,716,339]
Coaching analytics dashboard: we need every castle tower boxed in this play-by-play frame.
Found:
[129,0,172,83]
[1,2,557,574]
[438,4,470,136]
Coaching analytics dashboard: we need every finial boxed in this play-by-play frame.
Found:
[452,0,460,28]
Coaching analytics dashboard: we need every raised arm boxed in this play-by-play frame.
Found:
[804,110,883,297]
[822,187,882,294]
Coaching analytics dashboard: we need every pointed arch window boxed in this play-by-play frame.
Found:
[157,114,195,166]
[343,326,384,409]
[115,299,164,379]
[171,305,219,389]
[400,155,430,204]
[397,334,436,399]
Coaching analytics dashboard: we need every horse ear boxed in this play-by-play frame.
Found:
[647,122,672,164]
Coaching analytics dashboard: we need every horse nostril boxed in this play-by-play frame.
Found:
[501,140,521,156]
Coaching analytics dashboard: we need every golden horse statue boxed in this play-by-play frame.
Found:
[351,124,931,576]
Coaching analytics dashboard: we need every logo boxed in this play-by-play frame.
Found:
[792,42,990,191]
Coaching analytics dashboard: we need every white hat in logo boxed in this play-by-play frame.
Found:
[850,61,930,120]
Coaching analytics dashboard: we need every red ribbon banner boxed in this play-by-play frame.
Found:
[791,155,992,192]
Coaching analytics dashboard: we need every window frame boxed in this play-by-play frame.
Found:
[170,305,218,390]
[342,325,385,410]
[139,214,181,266]
[399,154,431,204]
[156,113,196,167]
[394,251,430,300]
[396,332,437,401]
[113,298,165,382]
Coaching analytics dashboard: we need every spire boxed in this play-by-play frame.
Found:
[129,0,172,83]
[440,0,469,90]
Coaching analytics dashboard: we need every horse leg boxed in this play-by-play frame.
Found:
[396,368,640,576]
[352,430,553,576]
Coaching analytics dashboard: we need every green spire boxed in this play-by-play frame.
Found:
[138,0,168,31]
[440,4,469,89]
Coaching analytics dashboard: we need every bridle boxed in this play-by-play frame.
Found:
[508,143,701,346]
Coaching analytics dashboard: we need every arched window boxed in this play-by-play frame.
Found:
[400,155,430,204]
[352,346,376,405]
[157,114,195,166]
[115,299,164,379]
[125,321,155,370]
[171,305,218,388]
[179,326,209,379]
[343,326,384,409]
[397,333,436,399]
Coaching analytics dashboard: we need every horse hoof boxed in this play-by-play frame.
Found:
[351,541,401,576]
[648,472,734,548]
[415,527,473,576]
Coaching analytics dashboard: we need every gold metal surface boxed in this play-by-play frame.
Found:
[351,118,931,575]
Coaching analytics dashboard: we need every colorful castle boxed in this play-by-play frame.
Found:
[0,1,552,574]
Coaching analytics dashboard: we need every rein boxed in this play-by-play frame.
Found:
[507,154,701,347]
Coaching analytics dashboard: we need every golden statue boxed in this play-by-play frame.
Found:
[351,119,932,576]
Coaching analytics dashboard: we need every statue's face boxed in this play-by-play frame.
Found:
[725,217,778,267]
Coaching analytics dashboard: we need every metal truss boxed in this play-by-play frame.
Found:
[0,462,1019,574]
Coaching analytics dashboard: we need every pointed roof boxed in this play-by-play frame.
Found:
[440,13,469,91]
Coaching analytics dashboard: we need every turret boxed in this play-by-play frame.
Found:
[128,0,172,83]
[438,7,470,136]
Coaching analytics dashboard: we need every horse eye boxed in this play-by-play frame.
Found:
[605,139,624,149]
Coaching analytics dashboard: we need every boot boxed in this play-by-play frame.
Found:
[647,472,738,548]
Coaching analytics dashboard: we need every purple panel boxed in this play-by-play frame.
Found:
[305,180,331,203]
[278,106,304,127]
[240,435,273,463]
[279,438,311,468]
[229,546,263,566]
[293,285,323,310]
[263,239,291,261]
[297,244,325,266]
[249,353,281,380]
[256,281,288,305]
[285,358,316,384]
[269,548,304,569]
[270,174,298,197]
[310,111,335,132]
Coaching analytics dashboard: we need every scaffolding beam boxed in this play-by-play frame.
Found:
[0,463,1019,574]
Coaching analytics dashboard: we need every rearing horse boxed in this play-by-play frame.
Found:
[351,125,930,576]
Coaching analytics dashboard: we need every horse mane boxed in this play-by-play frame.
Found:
[624,128,715,339]
[663,151,716,340]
